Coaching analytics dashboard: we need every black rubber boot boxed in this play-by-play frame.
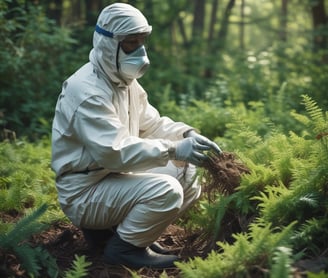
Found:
[149,241,171,254]
[82,227,170,255]
[82,228,115,253]
[103,233,179,269]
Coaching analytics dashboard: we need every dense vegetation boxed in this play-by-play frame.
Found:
[0,0,327,277]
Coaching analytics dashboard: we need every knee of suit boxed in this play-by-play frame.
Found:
[157,175,184,210]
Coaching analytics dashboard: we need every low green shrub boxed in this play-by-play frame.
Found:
[0,138,64,226]
[177,95,328,277]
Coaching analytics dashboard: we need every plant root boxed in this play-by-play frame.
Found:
[203,151,251,201]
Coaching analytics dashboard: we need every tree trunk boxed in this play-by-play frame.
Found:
[46,0,63,25]
[177,17,189,47]
[217,0,236,49]
[276,0,288,84]
[192,0,205,38]
[240,0,245,49]
[70,0,83,24]
[84,0,102,26]
[208,0,219,42]
[311,0,327,55]
[279,0,288,41]
[204,0,235,79]
[205,0,219,78]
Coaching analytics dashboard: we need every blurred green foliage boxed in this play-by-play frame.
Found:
[0,1,327,140]
[0,138,64,225]
[0,2,85,139]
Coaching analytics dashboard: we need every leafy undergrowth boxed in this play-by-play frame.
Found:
[0,218,321,278]
[1,95,328,277]
[1,144,326,277]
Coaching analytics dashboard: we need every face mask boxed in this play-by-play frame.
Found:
[117,45,150,80]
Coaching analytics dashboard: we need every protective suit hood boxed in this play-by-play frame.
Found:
[89,3,152,86]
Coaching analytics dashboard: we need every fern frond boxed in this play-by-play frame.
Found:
[242,223,272,262]
[288,131,313,158]
[270,246,293,278]
[212,195,235,240]
[297,193,319,208]
[12,244,41,277]
[176,222,296,278]
[35,246,59,278]
[290,110,311,127]
[0,203,48,249]
[63,255,92,278]
[0,140,57,217]
[11,244,59,278]
[253,182,291,222]
[4,174,25,211]
[224,105,264,150]
[301,94,327,134]
[292,217,328,256]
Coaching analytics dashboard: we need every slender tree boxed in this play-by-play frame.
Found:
[192,0,205,38]
[177,16,189,47]
[240,0,246,49]
[46,0,63,25]
[208,0,219,43]
[217,0,236,49]
[279,0,288,42]
[84,0,103,26]
[310,0,327,62]
[205,0,219,78]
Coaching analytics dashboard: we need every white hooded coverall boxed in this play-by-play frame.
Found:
[51,3,201,247]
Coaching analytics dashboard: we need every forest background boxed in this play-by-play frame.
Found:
[0,0,328,277]
[1,0,327,140]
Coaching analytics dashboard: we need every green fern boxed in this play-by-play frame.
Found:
[225,108,264,150]
[63,255,92,278]
[0,204,48,249]
[11,244,58,277]
[254,184,322,226]
[248,100,327,227]
[236,162,277,209]
[292,217,328,256]
[36,246,59,278]
[177,94,328,277]
[290,110,311,130]
[0,172,30,212]
[176,222,296,278]
[13,244,42,276]
[270,246,293,278]
[0,203,59,277]
[0,140,63,222]
[301,94,327,135]
[212,195,235,241]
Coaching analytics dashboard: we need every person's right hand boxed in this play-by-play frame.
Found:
[185,130,222,155]
[174,137,210,166]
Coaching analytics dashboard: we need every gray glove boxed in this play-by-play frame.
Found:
[173,137,210,166]
[185,130,222,155]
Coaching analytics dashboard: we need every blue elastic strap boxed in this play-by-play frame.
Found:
[95,25,114,38]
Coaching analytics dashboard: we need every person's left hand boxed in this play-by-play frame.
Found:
[185,130,222,155]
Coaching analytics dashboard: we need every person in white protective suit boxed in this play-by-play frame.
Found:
[51,2,222,269]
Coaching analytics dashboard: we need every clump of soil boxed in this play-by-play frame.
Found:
[203,151,251,201]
